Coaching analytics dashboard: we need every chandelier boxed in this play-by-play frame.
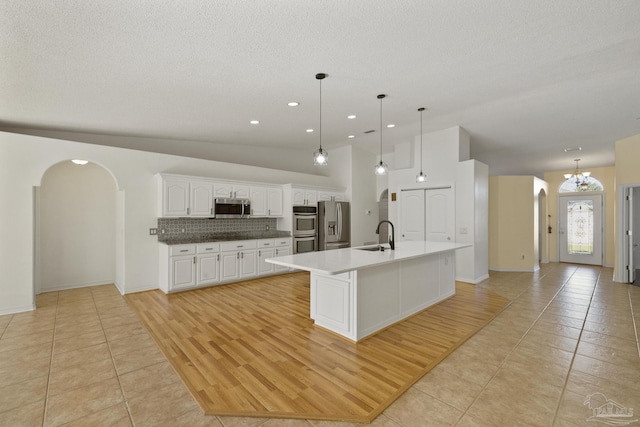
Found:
[564,158,591,191]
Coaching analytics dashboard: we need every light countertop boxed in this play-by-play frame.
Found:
[266,241,470,275]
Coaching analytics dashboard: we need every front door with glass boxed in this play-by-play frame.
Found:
[558,194,603,265]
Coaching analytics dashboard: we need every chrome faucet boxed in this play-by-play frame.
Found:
[375,220,395,250]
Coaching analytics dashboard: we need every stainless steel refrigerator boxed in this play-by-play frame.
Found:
[318,201,350,250]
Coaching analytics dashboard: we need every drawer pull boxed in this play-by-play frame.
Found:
[237,245,244,248]
[205,248,213,251]
[180,249,189,253]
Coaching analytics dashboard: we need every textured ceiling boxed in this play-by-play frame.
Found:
[2,0,640,176]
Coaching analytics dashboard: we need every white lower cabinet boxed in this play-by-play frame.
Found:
[196,243,221,285]
[220,240,257,282]
[171,255,197,290]
[274,239,291,273]
[258,248,275,275]
[161,238,292,293]
[219,251,240,282]
[239,249,258,279]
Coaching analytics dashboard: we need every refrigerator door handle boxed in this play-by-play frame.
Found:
[337,203,342,240]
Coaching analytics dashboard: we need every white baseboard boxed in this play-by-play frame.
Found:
[0,303,36,316]
[455,274,489,284]
[40,279,115,293]
[488,267,538,273]
[123,284,159,294]
[114,280,125,295]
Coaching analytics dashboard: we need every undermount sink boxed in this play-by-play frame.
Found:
[355,245,387,252]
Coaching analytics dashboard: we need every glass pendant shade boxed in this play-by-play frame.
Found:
[416,171,426,182]
[375,160,388,176]
[313,147,328,165]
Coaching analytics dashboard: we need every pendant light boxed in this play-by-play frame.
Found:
[374,94,388,175]
[313,73,328,166]
[416,107,426,182]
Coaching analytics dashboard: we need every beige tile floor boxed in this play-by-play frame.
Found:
[0,263,638,426]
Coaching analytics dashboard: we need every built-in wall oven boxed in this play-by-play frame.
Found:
[293,205,318,253]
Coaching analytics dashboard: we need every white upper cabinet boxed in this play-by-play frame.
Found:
[190,181,214,216]
[160,174,340,217]
[213,183,233,199]
[318,190,346,202]
[160,178,214,217]
[250,187,268,216]
[292,188,318,206]
[267,187,283,216]
[162,179,190,217]
[213,183,249,199]
[232,184,250,199]
[251,186,283,217]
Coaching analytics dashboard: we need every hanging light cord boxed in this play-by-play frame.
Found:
[379,96,383,158]
[319,77,322,151]
[419,108,424,172]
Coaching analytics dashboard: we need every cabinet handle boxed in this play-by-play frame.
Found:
[237,245,244,248]
[217,254,220,261]
[211,207,214,215]
[180,249,189,253]
[264,243,270,246]
[187,207,190,215]
[237,253,239,259]
[275,249,278,255]
[241,252,244,259]
[193,256,196,264]
[268,209,271,215]
[258,250,261,257]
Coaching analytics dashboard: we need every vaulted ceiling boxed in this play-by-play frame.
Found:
[2,1,639,177]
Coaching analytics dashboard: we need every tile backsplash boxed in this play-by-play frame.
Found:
[157,217,278,241]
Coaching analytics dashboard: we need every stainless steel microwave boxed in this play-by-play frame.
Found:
[213,198,251,218]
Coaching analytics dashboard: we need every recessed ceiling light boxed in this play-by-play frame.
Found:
[71,159,88,165]
[387,124,395,128]
[348,135,355,139]
[306,129,314,133]
[347,115,356,119]
[250,120,260,125]
[288,102,300,107]
[563,147,582,152]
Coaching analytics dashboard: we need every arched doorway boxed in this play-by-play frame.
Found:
[36,160,118,293]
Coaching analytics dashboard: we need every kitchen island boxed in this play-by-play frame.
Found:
[266,241,469,342]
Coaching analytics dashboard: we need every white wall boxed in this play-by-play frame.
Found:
[387,126,489,284]
[350,146,379,246]
[0,131,342,314]
[39,161,116,291]
[455,160,489,283]
[327,145,379,247]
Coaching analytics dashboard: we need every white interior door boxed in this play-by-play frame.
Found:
[425,187,454,242]
[558,194,603,265]
[400,190,425,241]
[400,187,454,242]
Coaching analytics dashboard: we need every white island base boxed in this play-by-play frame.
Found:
[267,241,465,342]
[311,252,454,341]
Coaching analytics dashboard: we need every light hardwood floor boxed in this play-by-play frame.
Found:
[0,263,638,426]
[125,272,509,422]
